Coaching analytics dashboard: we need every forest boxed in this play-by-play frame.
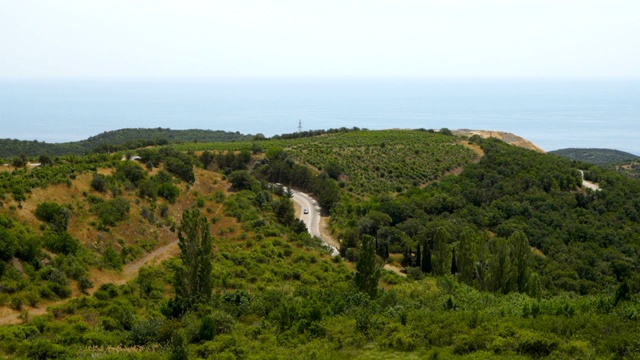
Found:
[0,129,639,359]
[0,128,252,158]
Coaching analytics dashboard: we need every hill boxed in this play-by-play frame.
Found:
[1,129,640,359]
[454,129,545,153]
[609,159,640,180]
[549,148,639,165]
[0,128,253,158]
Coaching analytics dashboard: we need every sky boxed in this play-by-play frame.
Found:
[0,0,639,79]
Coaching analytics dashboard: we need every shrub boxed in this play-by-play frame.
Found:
[92,197,130,226]
[102,245,123,271]
[130,317,164,345]
[516,330,559,357]
[91,173,107,192]
[43,232,80,255]
[26,339,69,360]
[0,229,17,261]
[35,202,71,232]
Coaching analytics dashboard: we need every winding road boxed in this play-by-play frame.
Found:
[289,189,339,256]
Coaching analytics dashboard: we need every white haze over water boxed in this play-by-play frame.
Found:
[0,78,638,155]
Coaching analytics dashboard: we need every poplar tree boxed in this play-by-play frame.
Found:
[488,237,512,294]
[433,227,451,276]
[458,227,478,285]
[174,209,214,307]
[422,240,432,273]
[476,231,490,291]
[509,230,531,293]
[355,235,381,298]
[450,247,458,275]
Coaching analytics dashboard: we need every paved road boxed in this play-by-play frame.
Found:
[289,189,339,256]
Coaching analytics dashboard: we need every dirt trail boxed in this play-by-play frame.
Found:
[0,240,180,326]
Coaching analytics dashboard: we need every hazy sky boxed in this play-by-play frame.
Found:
[1,0,638,78]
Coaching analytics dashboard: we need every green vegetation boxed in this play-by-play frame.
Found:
[1,129,640,359]
[550,147,639,165]
[281,129,476,196]
[0,128,252,157]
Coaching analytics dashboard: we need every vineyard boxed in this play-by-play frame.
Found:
[283,130,478,196]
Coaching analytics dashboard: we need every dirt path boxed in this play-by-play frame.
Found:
[0,240,180,326]
[383,264,407,277]
[579,170,601,191]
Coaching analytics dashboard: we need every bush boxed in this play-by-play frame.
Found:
[26,339,69,360]
[102,245,123,271]
[35,202,71,232]
[516,330,559,357]
[43,232,80,255]
[92,197,130,226]
[91,173,107,192]
[0,229,17,261]
[130,317,164,345]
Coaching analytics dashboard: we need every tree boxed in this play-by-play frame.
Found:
[488,237,512,294]
[355,235,381,298]
[475,231,490,291]
[229,170,256,191]
[457,227,478,285]
[433,227,451,276]
[421,239,432,273]
[165,157,195,184]
[450,247,458,275]
[324,161,343,180]
[200,150,215,169]
[35,202,71,233]
[174,209,214,310]
[509,230,531,293]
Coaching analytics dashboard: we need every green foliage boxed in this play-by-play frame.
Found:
[228,170,256,191]
[102,245,123,271]
[115,161,147,185]
[43,231,81,255]
[355,235,381,298]
[0,128,252,157]
[550,148,639,165]
[2,129,640,359]
[165,157,195,184]
[90,173,108,192]
[35,202,71,233]
[277,129,476,197]
[433,227,451,276]
[91,197,130,227]
[173,209,214,314]
[457,227,478,285]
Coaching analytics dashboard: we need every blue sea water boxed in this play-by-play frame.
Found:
[0,78,638,154]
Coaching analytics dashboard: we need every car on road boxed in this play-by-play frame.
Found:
[303,208,309,214]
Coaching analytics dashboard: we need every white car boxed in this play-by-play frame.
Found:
[303,208,309,214]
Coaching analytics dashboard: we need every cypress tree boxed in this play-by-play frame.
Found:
[422,240,432,273]
[451,247,458,275]
[416,242,422,270]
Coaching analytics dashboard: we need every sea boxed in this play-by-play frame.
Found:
[1,78,638,155]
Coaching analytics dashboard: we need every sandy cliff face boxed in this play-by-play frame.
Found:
[454,129,545,153]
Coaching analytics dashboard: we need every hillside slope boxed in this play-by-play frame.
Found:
[549,148,639,165]
[1,129,640,359]
[0,128,252,158]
